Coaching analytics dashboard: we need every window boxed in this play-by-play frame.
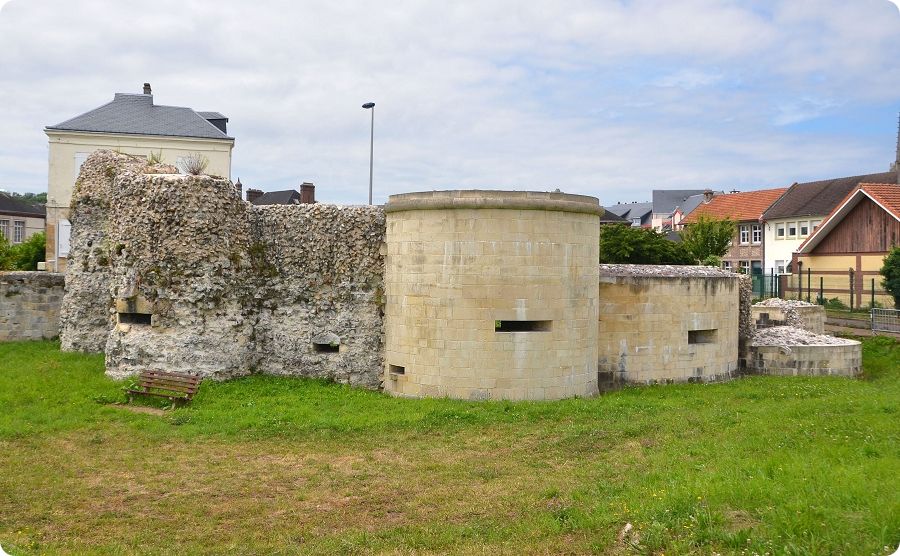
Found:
[631,217,641,227]
[751,224,762,244]
[57,219,72,258]
[722,261,732,271]
[739,260,750,274]
[74,152,90,182]
[0,219,8,240]
[811,219,821,231]
[751,260,762,275]
[13,221,24,243]
[775,260,786,274]
[776,223,785,239]
[799,221,809,237]
[787,222,797,237]
[739,225,750,245]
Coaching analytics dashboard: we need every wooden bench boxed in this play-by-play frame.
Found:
[127,370,201,406]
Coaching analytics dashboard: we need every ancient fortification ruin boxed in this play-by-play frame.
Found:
[56,151,860,400]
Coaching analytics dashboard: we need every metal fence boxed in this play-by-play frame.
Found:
[872,308,900,334]
[781,269,892,310]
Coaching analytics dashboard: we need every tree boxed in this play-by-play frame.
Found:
[680,215,736,263]
[599,224,694,265]
[881,246,900,309]
[7,191,47,204]
[0,231,46,271]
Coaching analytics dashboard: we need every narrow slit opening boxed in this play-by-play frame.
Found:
[494,320,552,332]
[314,343,339,353]
[118,312,151,325]
[688,329,717,344]
[389,364,405,375]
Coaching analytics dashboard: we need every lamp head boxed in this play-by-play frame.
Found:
[362,102,375,109]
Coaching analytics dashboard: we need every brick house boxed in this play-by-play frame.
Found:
[681,188,788,274]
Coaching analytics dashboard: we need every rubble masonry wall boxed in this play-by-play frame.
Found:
[59,151,385,386]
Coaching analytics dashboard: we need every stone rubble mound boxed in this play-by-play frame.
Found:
[599,264,737,278]
[752,326,856,347]
[752,297,819,328]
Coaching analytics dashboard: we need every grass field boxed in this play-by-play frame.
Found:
[0,339,898,555]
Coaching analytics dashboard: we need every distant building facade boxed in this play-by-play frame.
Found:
[0,193,45,244]
[682,188,787,274]
[44,83,234,271]
[761,171,896,274]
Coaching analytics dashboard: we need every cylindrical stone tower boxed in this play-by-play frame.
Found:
[383,190,602,401]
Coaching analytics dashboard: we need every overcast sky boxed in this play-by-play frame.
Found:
[1,0,898,205]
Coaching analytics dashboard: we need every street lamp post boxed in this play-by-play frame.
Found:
[362,102,375,205]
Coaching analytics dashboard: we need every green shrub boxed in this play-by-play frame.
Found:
[0,231,46,271]
[824,297,849,310]
[880,246,900,309]
[599,225,694,265]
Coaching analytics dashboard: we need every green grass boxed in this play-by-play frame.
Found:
[0,339,898,555]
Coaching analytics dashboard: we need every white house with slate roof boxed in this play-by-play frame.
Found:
[44,83,234,271]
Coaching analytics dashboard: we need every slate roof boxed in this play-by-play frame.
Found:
[798,183,900,253]
[679,192,718,217]
[251,190,301,205]
[762,171,897,220]
[196,111,227,120]
[651,189,709,214]
[682,188,788,224]
[603,202,653,223]
[0,193,46,218]
[46,93,232,140]
[599,209,629,224]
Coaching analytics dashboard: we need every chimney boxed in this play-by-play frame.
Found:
[300,182,315,204]
[143,82,152,95]
[703,189,714,202]
[234,178,243,199]
[246,188,263,204]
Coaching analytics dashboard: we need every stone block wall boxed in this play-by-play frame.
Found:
[383,191,602,401]
[597,265,741,385]
[60,151,385,385]
[0,272,65,341]
[751,343,861,377]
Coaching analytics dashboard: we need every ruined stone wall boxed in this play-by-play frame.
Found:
[0,272,65,341]
[60,151,385,385]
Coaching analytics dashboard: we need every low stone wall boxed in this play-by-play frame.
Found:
[0,272,65,341]
[750,343,861,377]
[597,265,740,387]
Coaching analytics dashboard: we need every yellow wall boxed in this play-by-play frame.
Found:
[45,130,233,271]
[793,253,891,307]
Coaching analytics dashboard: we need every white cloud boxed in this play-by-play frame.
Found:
[0,0,898,204]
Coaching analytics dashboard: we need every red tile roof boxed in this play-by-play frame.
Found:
[797,183,900,253]
[861,183,900,220]
[681,188,788,224]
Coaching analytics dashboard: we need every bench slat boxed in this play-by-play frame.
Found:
[138,379,198,391]
[138,373,200,383]
[129,370,202,404]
